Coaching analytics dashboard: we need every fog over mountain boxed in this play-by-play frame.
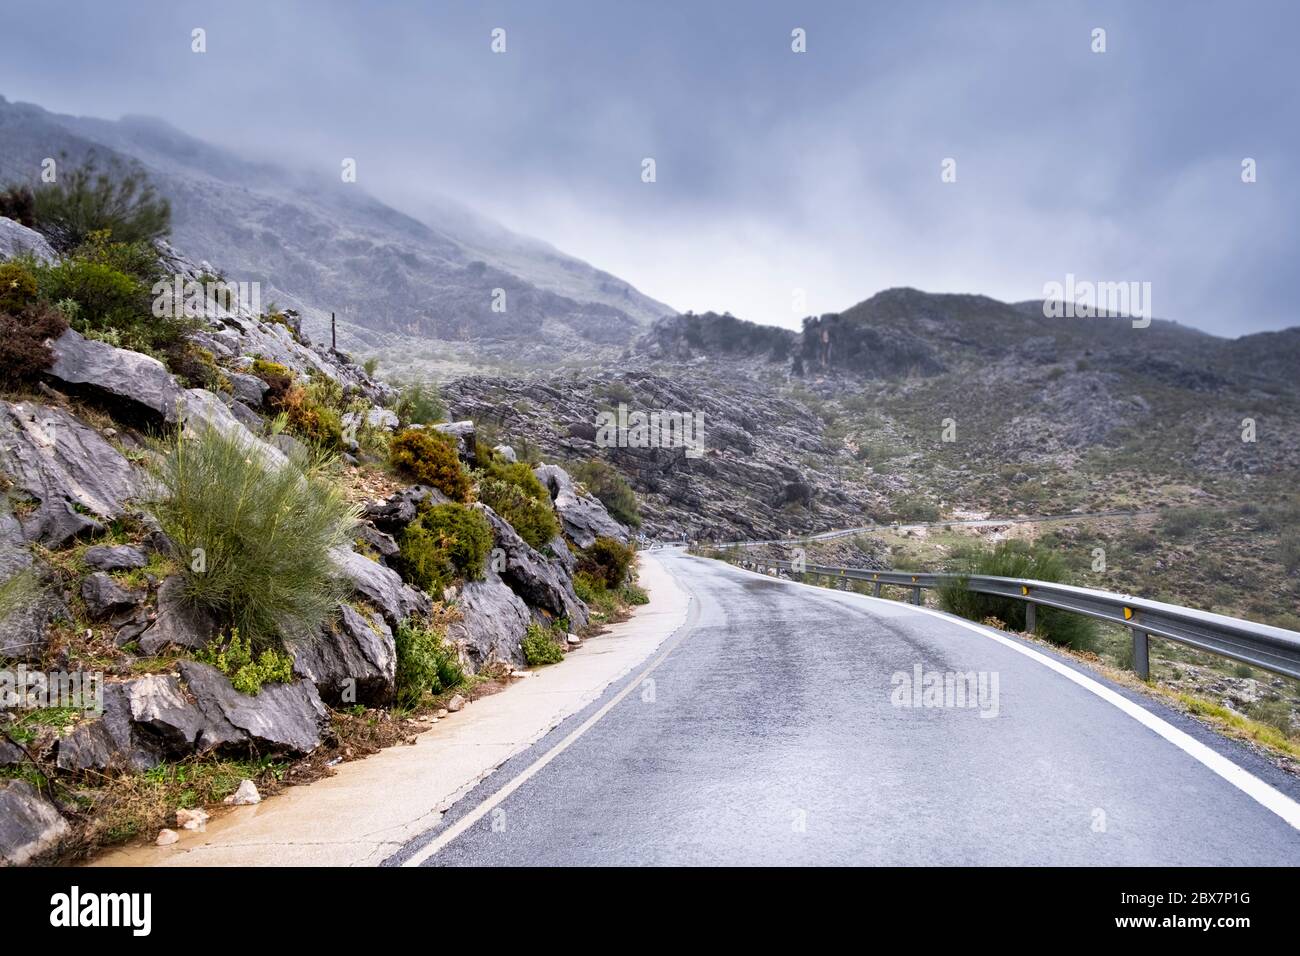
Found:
[0,96,673,361]
[3,0,1299,335]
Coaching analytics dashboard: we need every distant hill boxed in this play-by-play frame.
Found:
[0,95,673,363]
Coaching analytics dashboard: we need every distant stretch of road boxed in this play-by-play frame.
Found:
[391,549,1300,866]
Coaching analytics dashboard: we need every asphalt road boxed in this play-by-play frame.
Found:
[391,550,1300,866]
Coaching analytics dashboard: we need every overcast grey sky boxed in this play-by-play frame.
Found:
[3,0,1297,335]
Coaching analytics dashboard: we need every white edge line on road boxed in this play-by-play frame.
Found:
[399,557,699,867]
[733,560,1300,831]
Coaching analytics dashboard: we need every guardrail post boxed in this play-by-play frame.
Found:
[872,582,881,598]
[911,586,921,606]
[1131,627,1149,680]
[1024,602,1036,634]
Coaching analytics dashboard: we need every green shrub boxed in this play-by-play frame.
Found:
[195,629,295,695]
[0,260,38,314]
[1281,531,1300,573]
[169,342,228,391]
[394,618,465,709]
[0,302,68,389]
[250,359,294,405]
[33,238,184,355]
[390,428,471,501]
[476,458,559,549]
[1158,507,1225,540]
[395,503,493,594]
[71,231,164,284]
[394,381,445,426]
[281,379,344,451]
[147,424,359,646]
[939,541,1098,652]
[577,537,637,589]
[522,621,565,666]
[567,459,641,527]
[0,184,36,227]
[621,582,649,605]
[31,154,171,251]
[892,494,941,523]
[252,363,345,451]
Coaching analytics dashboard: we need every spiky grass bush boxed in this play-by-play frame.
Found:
[148,425,360,647]
[939,541,1098,652]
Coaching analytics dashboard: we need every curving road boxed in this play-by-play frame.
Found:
[390,549,1300,866]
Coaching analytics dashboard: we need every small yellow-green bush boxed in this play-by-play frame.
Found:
[390,428,471,502]
[522,620,565,666]
[476,457,559,550]
[195,629,295,695]
[0,260,38,314]
[395,503,493,594]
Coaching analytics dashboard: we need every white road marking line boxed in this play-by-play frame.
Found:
[735,560,1300,831]
[399,571,700,867]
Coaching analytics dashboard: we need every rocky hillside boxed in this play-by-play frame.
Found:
[0,214,639,865]
[443,290,1300,564]
[0,95,673,366]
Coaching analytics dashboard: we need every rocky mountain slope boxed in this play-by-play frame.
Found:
[0,95,673,366]
[0,214,635,864]
[443,289,1300,552]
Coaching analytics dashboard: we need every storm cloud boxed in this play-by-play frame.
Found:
[2,0,1295,335]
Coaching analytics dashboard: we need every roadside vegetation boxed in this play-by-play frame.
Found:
[147,424,359,648]
[1,158,654,865]
[938,541,1099,651]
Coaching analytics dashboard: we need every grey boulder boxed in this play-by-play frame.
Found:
[331,547,431,628]
[533,463,628,549]
[448,569,531,669]
[45,328,184,426]
[56,681,170,772]
[363,485,451,533]
[138,576,221,655]
[180,661,329,755]
[0,215,57,264]
[288,603,396,706]
[0,401,139,547]
[476,504,588,631]
[82,544,149,572]
[80,572,145,620]
[0,780,68,866]
[354,522,400,562]
[226,371,269,408]
[433,420,478,467]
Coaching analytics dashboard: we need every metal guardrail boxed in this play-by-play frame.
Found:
[722,556,1300,682]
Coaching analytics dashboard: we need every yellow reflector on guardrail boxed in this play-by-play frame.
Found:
[1123,607,1134,620]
